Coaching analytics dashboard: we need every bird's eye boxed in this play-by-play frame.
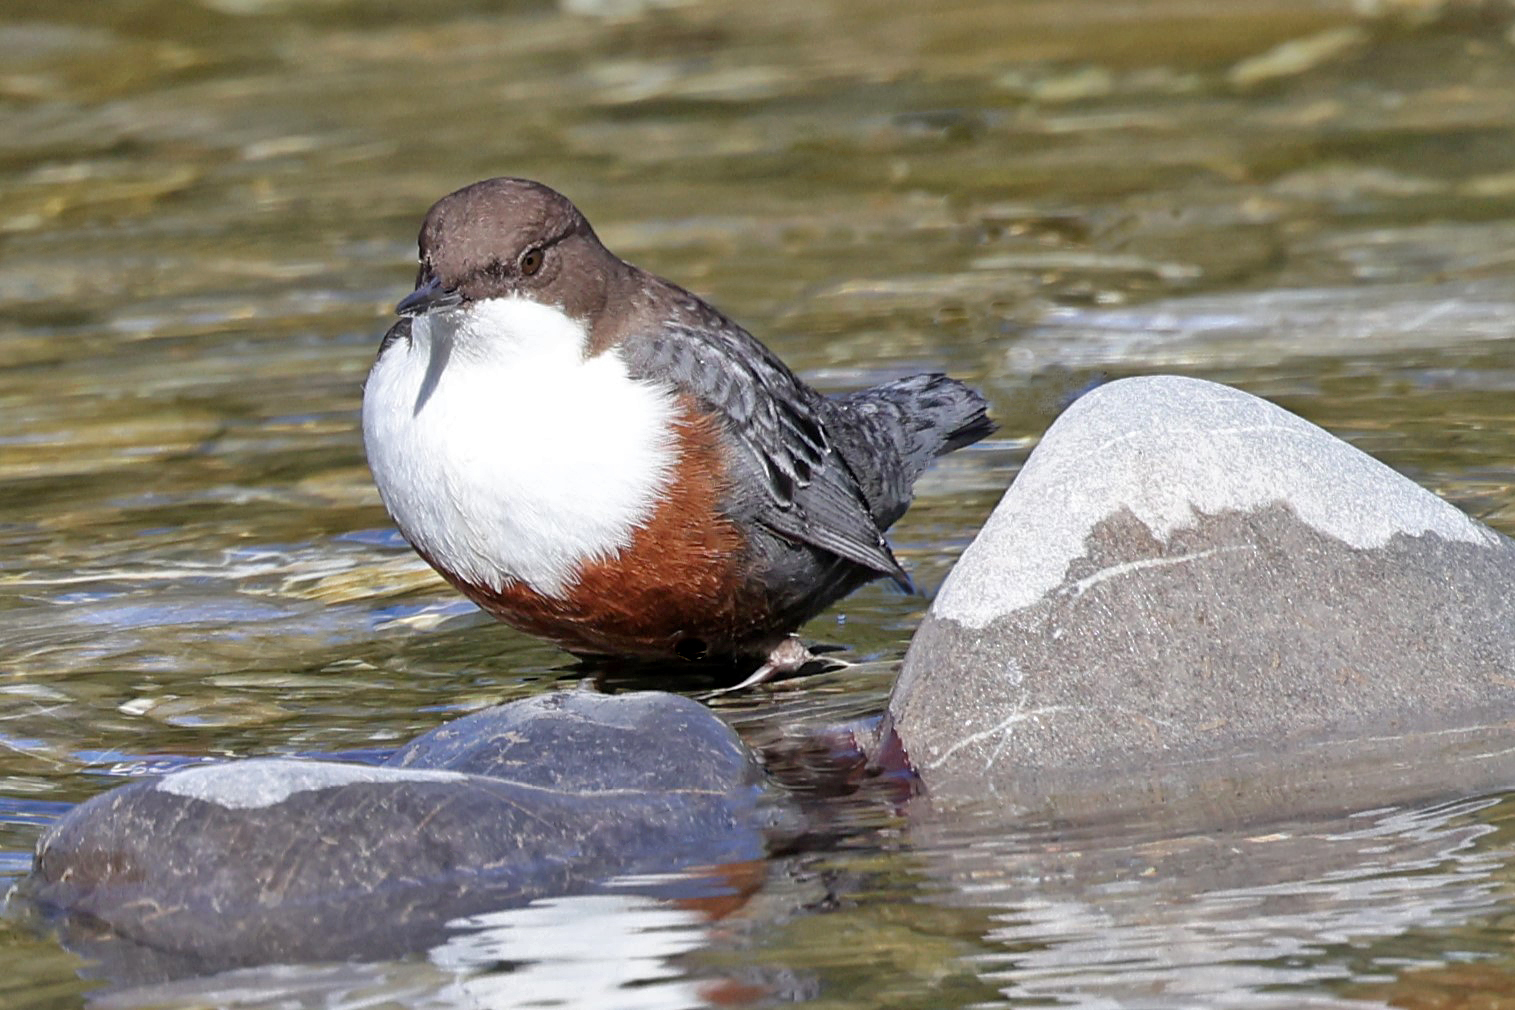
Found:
[519,247,545,277]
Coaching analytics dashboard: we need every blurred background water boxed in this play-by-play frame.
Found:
[6,0,1515,1006]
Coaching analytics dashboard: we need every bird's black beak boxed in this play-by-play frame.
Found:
[396,276,464,317]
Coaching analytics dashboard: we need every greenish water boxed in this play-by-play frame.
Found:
[6,0,1515,1006]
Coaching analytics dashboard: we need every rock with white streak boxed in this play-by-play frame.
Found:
[20,691,789,978]
[887,375,1515,821]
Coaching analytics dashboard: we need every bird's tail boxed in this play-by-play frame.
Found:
[828,373,996,529]
[928,379,997,456]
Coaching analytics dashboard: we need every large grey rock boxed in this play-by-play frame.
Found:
[888,375,1515,821]
[19,690,789,978]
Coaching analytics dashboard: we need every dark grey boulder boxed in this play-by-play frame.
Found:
[888,375,1515,822]
[388,688,761,791]
[19,690,789,978]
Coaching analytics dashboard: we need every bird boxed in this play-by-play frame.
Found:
[362,178,994,688]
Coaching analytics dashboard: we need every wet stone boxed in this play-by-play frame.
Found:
[388,688,764,792]
[887,375,1515,823]
[18,690,789,980]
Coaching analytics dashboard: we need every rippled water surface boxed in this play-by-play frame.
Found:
[6,0,1515,1006]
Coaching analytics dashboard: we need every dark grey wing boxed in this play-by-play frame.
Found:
[622,318,910,586]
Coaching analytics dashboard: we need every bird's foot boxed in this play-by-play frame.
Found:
[703,637,850,698]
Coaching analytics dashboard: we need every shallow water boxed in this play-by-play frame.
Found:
[6,0,1515,1006]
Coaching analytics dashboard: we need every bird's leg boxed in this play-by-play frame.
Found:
[705,636,828,697]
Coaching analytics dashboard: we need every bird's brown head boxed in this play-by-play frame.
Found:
[397,178,628,334]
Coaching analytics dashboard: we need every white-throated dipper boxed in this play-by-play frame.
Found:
[363,178,994,688]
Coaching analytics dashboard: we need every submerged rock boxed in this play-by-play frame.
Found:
[19,690,789,978]
[888,375,1515,821]
[389,688,761,791]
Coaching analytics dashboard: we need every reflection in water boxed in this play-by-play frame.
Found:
[82,893,716,1010]
[432,894,711,1010]
[915,796,1508,1008]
